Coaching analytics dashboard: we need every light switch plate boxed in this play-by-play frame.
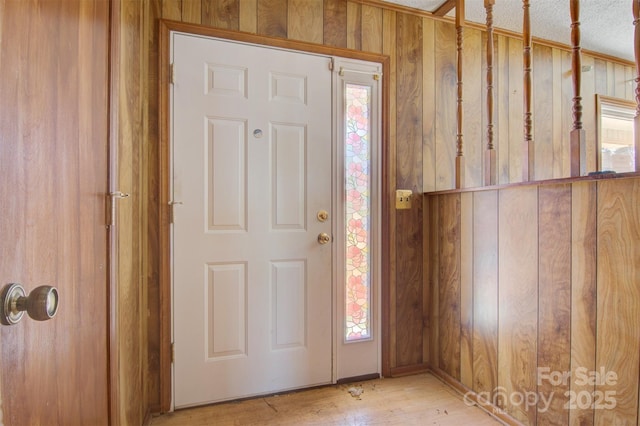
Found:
[395,189,412,209]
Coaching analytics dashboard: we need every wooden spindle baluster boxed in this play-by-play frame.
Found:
[456,0,465,189]
[484,0,496,185]
[522,0,533,181]
[570,0,586,176]
[634,0,640,172]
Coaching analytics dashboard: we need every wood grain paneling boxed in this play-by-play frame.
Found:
[202,0,240,29]
[427,176,640,425]
[438,194,461,379]
[323,0,347,47]
[471,190,498,397]
[422,17,436,193]
[434,20,457,191]
[498,186,538,424]
[459,192,473,388]
[346,1,361,50]
[537,184,571,425]
[462,28,483,188]
[533,44,554,181]
[382,6,398,371]
[257,0,287,37]
[569,181,596,426]
[395,11,424,368]
[595,178,640,425]
[288,0,322,43]
[362,4,383,54]
[131,0,640,415]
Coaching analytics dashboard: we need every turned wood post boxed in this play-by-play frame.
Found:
[570,0,587,176]
[456,0,465,189]
[484,0,496,185]
[522,0,533,181]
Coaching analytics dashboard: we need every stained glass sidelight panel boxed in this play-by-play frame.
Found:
[345,83,371,341]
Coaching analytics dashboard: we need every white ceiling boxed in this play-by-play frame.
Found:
[383,0,635,63]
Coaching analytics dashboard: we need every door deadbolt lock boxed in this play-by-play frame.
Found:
[317,210,329,222]
[0,283,59,325]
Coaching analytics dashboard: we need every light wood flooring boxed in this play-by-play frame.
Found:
[150,373,503,425]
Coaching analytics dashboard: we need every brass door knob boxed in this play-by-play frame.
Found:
[317,233,331,245]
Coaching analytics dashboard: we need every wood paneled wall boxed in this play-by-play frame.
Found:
[425,175,640,425]
[110,0,637,419]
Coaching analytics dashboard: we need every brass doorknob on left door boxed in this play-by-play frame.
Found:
[317,233,331,245]
[0,283,59,325]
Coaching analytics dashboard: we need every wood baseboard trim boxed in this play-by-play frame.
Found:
[428,367,523,426]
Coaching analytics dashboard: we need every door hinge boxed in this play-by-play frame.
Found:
[171,342,175,363]
[328,58,334,71]
[170,63,175,84]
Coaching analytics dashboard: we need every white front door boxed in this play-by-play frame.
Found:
[171,33,333,408]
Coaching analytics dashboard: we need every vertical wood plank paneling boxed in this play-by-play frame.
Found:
[146,0,163,413]
[395,11,424,368]
[569,181,597,426]
[182,0,202,24]
[346,1,361,51]
[162,0,182,20]
[551,49,564,178]
[561,50,574,178]
[463,27,483,188]
[614,63,627,98]
[288,0,322,43]
[422,197,431,363]
[239,0,257,33]
[498,186,538,425]
[459,192,473,388]
[582,55,597,173]
[537,184,572,425]
[439,194,461,379]
[361,4,383,54]
[594,58,608,94]
[595,178,640,425]
[434,20,456,191]
[533,44,553,181]
[257,0,287,37]
[422,17,436,192]
[606,61,615,94]
[472,190,498,397]
[116,0,145,422]
[323,0,347,48]
[507,38,524,183]
[428,195,440,368]
[382,7,398,369]
[202,0,240,30]
[496,35,510,184]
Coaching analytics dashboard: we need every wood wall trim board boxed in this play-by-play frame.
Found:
[424,171,640,196]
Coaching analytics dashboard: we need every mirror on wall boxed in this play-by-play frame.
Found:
[596,94,636,173]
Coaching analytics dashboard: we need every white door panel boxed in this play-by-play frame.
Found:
[172,33,332,408]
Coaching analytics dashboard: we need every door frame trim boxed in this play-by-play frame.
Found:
[158,20,390,412]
